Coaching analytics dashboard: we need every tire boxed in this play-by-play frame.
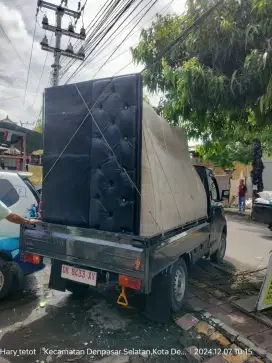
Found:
[0,259,13,300]
[169,258,188,313]
[210,233,227,264]
[9,262,24,295]
[66,280,90,297]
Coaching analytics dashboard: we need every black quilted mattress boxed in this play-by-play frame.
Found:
[42,74,143,235]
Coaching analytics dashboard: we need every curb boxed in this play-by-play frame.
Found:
[224,210,252,220]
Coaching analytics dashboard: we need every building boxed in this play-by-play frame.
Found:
[0,115,42,171]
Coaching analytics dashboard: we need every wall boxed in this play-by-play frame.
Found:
[191,157,253,204]
[229,163,252,204]
[28,165,42,187]
[216,175,230,194]
[191,155,272,203]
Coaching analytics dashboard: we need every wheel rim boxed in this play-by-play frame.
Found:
[218,235,226,260]
[0,270,4,291]
[174,267,186,302]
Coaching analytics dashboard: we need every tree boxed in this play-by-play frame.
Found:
[143,95,151,104]
[196,141,253,168]
[195,125,272,168]
[132,0,272,192]
[34,119,42,134]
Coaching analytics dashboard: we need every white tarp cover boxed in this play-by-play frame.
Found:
[140,103,207,237]
[258,191,272,201]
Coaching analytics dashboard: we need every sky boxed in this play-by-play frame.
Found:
[0,0,186,127]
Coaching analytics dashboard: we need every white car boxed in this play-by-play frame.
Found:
[0,171,45,299]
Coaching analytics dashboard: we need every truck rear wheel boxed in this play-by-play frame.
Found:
[169,258,188,313]
[9,262,24,295]
[0,259,13,300]
[210,233,226,264]
[66,281,90,297]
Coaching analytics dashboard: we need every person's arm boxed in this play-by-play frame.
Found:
[0,201,40,225]
[6,213,39,225]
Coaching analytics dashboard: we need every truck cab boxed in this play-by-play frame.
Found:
[0,171,45,299]
[194,165,228,262]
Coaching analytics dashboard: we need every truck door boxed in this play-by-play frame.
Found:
[206,170,224,245]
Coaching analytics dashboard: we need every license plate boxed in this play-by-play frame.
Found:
[61,264,97,286]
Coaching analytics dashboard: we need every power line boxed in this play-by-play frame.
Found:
[64,0,149,83]
[61,0,175,80]
[60,0,137,80]
[91,0,175,61]
[68,0,155,77]
[92,0,159,80]
[31,33,54,111]
[62,1,131,74]
[23,19,38,106]
[70,0,175,81]
[0,23,31,73]
[60,0,122,70]
[63,0,141,82]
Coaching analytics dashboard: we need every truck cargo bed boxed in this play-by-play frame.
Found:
[20,218,210,293]
[21,223,146,276]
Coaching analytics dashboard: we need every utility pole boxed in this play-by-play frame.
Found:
[38,0,86,86]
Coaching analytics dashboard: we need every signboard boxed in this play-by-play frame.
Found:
[256,251,272,311]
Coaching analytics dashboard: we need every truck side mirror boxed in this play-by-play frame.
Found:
[221,190,229,200]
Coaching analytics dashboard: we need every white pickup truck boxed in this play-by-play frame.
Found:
[0,171,45,299]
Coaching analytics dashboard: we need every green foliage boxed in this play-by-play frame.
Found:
[143,95,151,104]
[196,141,253,168]
[34,119,42,134]
[195,124,272,167]
[132,0,272,142]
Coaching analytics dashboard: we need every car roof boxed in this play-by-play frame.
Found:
[0,171,33,179]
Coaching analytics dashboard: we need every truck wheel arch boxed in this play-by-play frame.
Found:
[0,251,12,262]
[210,229,227,264]
[182,253,192,270]
[0,258,13,299]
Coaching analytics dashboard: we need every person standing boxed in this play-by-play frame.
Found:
[238,179,247,214]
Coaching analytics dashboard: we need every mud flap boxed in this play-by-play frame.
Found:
[144,272,171,323]
[48,260,66,291]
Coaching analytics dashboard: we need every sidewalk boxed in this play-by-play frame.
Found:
[174,280,272,363]
[224,208,252,219]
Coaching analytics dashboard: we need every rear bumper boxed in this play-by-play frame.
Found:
[20,223,149,292]
[48,259,120,292]
[13,254,45,275]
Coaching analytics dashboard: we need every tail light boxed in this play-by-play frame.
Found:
[24,253,40,264]
[118,275,141,290]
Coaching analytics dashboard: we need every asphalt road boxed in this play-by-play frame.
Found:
[0,216,270,363]
[225,215,272,270]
